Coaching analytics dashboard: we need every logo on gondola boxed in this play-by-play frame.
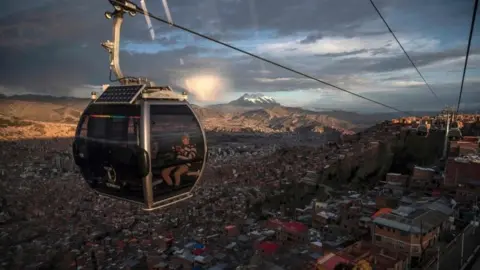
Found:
[104,166,120,189]
[104,166,116,183]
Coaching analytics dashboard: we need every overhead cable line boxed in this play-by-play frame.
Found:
[369,0,443,106]
[456,0,479,114]
[110,0,412,116]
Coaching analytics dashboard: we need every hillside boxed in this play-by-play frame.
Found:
[0,99,88,124]
[233,106,356,132]
[318,110,398,126]
[0,94,371,136]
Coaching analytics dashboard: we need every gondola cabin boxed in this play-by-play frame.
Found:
[72,85,207,210]
[448,128,462,141]
[416,120,430,136]
[448,122,462,141]
[416,124,428,136]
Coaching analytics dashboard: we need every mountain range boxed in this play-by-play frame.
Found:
[228,93,280,107]
[0,92,404,134]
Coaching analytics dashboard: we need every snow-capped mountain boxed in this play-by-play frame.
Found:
[228,93,280,107]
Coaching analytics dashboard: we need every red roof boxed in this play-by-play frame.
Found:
[372,208,392,218]
[257,241,279,254]
[282,221,308,234]
[192,249,205,256]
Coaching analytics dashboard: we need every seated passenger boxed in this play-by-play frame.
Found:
[161,133,197,188]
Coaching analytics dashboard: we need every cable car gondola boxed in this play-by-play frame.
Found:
[416,120,429,137]
[448,122,463,141]
[72,0,207,211]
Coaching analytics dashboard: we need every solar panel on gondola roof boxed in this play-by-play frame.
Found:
[94,84,146,104]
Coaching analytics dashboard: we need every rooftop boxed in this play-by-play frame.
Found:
[372,208,392,218]
[414,166,435,172]
[283,221,308,234]
[373,198,453,233]
[316,253,351,270]
[256,241,280,254]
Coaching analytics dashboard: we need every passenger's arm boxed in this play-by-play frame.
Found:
[186,147,197,159]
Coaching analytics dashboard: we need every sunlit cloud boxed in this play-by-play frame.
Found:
[389,80,425,87]
[184,74,229,102]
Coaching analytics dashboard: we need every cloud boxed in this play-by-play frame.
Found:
[360,47,480,73]
[388,80,425,87]
[0,0,478,112]
[258,34,439,58]
[183,74,230,101]
[308,79,480,113]
[299,32,323,44]
[254,77,310,83]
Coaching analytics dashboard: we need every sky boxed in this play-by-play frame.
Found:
[0,0,479,113]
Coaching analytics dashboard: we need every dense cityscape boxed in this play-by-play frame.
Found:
[1,112,479,270]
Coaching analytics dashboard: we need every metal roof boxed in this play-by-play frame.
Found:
[374,215,420,233]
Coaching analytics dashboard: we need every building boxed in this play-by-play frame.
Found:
[375,196,399,209]
[255,241,280,256]
[449,139,479,158]
[386,173,408,187]
[312,202,339,229]
[457,140,479,156]
[384,173,408,196]
[266,219,309,244]
[444,156,480,188]
[225,225,239,237]
[410,166,435,189]
[277,221,308,244]
[310,241,324,253]
[372,199,453,258]
[337,240,410,270]
[315,253,351,270]
[339,200,369,237]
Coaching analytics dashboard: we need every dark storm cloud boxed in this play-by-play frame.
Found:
[169,0,379,37]
[0,0,476,105]
[362,47,480,73]
[308,47,480,77]
[368,81,480,111]
[309,81,480,113]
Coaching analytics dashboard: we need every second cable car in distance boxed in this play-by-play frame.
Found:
[416,120,429,137]
[72,0,207,211]
[447,121,463,141]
